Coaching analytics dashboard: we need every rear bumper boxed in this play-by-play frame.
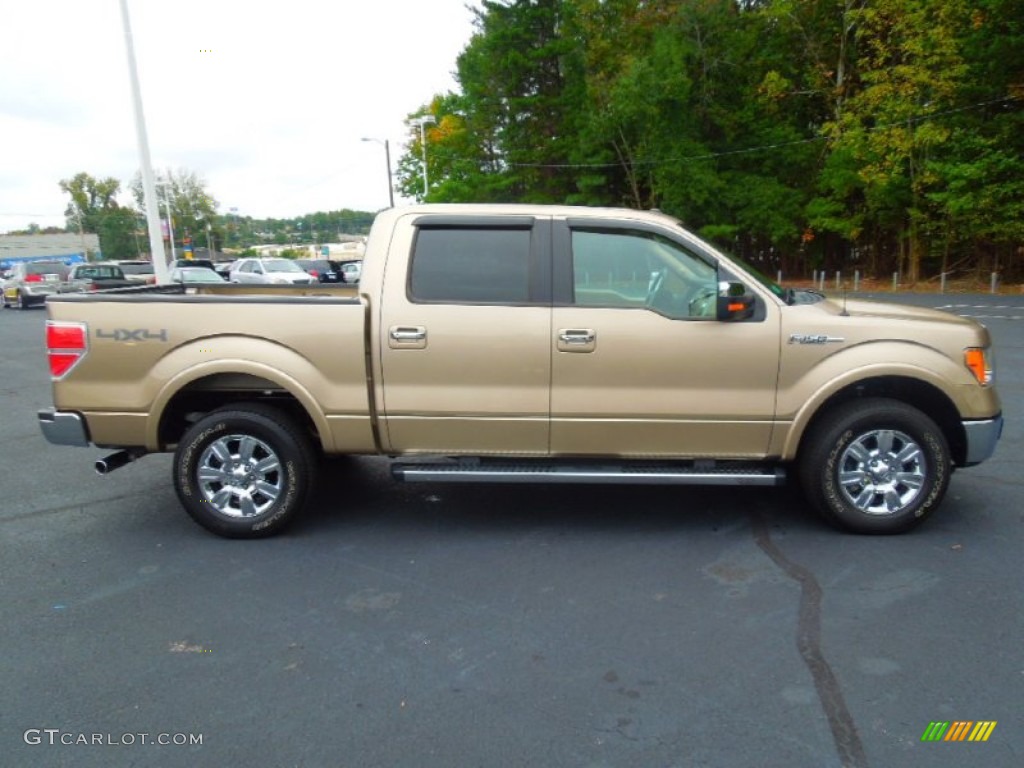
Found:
[38,408,90,447]
[962,414,1003,466]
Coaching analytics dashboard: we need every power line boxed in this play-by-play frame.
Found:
[428,94,1022,171]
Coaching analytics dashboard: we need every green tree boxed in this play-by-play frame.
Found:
[131,168,219,253]
[827,0,971,282]
[397,0,1024,282]
[59,172,137,260]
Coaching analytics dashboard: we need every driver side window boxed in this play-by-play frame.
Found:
[570,228,718,319]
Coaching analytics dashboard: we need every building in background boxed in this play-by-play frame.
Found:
[0,233,99,270]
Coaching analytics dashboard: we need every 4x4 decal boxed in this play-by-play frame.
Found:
[95,328,169,342]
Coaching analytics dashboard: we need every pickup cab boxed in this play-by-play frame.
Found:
[37,205,1002,537]
[59,263,136,294]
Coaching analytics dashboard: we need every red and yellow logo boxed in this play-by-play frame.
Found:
[921,721,997,742]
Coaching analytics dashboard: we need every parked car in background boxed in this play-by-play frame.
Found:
[169,267,227,284]
[296,259,344,283]
[228,258,315,285]
[2,260,67,309]
[212,261,235,278]
[116,261,156,285]
[339,260,362,283]
[59,263,135,293]
[171,258,216,271]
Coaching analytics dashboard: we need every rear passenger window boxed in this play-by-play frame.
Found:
[410,227,530,304]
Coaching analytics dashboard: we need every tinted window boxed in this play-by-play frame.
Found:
[571,229,718,319]
[410,227,530,303]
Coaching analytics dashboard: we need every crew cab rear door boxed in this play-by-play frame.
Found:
[378,214,553,454]
[550,219,781,458]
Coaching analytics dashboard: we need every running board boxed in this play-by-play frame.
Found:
[391,460,785,487]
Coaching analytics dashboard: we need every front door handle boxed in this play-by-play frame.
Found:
[389,325,427,349]
[390,327,426,342]
[557,328,596,352]
[559,331,595,344]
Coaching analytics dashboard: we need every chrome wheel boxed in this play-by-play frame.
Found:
[837,429,926,516]
[197,434,282,518]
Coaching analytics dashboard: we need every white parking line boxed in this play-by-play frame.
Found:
[935,303,1024,320]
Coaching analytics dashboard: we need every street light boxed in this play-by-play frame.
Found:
[411,115,436,199]
[360,137,394,208]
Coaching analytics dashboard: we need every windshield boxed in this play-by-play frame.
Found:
[729,254,788,301]
[263,259,304,273]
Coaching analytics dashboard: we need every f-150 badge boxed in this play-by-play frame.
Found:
[788,333,845,345]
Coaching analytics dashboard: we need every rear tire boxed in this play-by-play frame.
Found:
[173,404,317,538]
[799,398,950,534]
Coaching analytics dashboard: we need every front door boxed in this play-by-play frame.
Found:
[550,221,781,459]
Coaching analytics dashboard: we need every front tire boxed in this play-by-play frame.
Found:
[799,398,950,534]
[173,404,317,538]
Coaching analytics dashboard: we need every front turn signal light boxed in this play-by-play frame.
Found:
[964,347,994,386]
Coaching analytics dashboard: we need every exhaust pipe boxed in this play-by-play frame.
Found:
[95,449,144,475]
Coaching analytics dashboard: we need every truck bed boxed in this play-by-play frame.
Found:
[45,284,372,454]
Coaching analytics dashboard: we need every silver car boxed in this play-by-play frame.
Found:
[2,260,67,309]
[228,258,314,285]
[169,267,227,284]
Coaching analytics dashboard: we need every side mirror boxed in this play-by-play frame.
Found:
[716,281,755,321]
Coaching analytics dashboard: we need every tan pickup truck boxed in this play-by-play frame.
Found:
[38,205,1002,537]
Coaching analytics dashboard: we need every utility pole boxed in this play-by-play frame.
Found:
[118,0,169,283]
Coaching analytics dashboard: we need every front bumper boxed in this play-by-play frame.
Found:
[962,414,1003,466]
[38,408,90,447]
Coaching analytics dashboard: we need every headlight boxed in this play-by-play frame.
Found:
[964,347,994,386]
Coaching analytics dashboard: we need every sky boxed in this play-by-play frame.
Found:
[0,0,480,234]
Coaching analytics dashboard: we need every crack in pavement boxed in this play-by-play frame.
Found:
[752,515,869,768]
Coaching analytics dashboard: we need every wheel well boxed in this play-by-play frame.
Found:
[799,376,967,465]
[158,373,321,451]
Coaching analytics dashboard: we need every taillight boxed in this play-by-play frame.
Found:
[46,321,88,379]
[308,269,319,278]
[146,276,157,285]
[25,274,43,283]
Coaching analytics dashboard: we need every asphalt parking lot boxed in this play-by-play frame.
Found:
[2,294,1021,768]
